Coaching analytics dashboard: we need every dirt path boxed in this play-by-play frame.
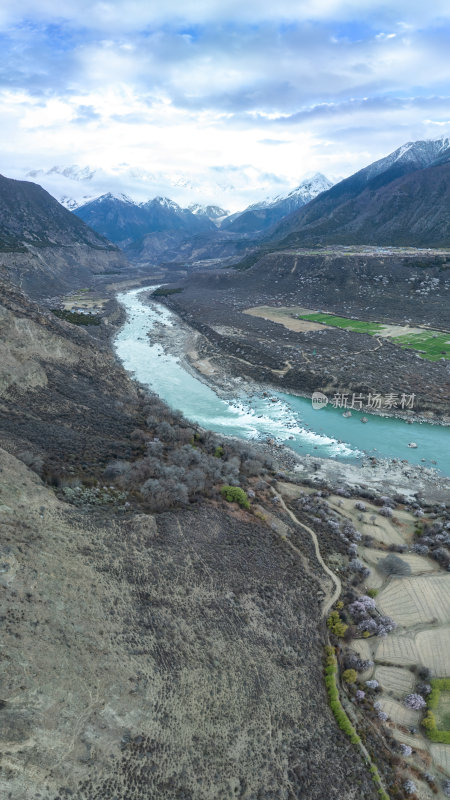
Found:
[272,490,341,616]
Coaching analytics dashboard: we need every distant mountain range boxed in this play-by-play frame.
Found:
[269,137,450,248]
[72,175,334,260]
[2,136,448,297]
[74,194,230,248]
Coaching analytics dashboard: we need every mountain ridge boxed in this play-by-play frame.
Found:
[0,174,127,297]
[266,138,450,248]
[221,173,334,234]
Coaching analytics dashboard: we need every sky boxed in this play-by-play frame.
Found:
[0,1,449,211]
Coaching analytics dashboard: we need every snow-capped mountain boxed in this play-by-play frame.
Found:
[188,204,230,223]
[361,136,450,183]
[74,193,216,246]
[269,136,450,248]
[250,173,333,212]
[17,162,296,213]
[221,173,334,234]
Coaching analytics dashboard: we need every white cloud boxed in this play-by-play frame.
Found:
[0,2,449,209]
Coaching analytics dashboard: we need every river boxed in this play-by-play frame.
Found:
[115,287,450,477]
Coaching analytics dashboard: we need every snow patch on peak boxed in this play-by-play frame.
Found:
[96,192,135,204]
[188,203,229,220]
[248,173,334,212]
[151,196,182,211]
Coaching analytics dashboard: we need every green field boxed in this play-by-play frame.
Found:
[435,691,450,730]
[390,331,450,361]
[298,312,384,335]
[424,679,450,743]
[298,312,450,361]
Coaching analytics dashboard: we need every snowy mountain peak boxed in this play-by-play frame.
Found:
[248,173,333,212]
[97,192,135,204]
[362,137,450,182]
[286,173,334,201]
[149,196,183,212]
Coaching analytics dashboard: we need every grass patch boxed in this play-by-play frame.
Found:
[423,679,450,743]
[298,312,384,335]
[152,286,183,297]
[51,309,101,326]
[390,331,450,361]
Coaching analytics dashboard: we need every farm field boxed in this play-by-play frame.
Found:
[377,575,450,626]
[390,330,450,361]
[298,312,384,335]
[360,548,436,576]
[243,306,325,332]
[378,697,420,727]
[435,692,450,731]
[374,666,415,697]
[245,305,450,362]
[327,496,412,546]
[431,743,450,775]
[286,480,450,782]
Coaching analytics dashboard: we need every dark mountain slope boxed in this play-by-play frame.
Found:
[269,138,450,247]
[0,174,127,298]
[73,192,151,244]
[275,160,450,247]
[75,194,215,248]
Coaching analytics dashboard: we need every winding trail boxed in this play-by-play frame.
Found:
[271,490,391,798]
[271,490,341,616]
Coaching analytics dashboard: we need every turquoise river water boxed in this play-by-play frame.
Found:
[115,287,450,477]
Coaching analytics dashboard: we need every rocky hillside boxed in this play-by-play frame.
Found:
[269,138,450,247]
[0,275,382,800]
[0,174,128,298]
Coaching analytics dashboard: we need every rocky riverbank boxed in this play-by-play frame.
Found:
[141,292,450,504]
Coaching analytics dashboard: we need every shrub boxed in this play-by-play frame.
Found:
[379,506,393,518]
[323,649,360,744]
[152,286,183,296]
[421,711,436,731]
[140,478,188,511]
[51,308,101,325]
[327,611,348,637]
[342,669,358,684]
[404,693,426,710]
[220,485,250,510]
[403,779,417,796]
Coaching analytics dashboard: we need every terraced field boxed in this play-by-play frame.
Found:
[377,575,450,626]
[378,697,421,727]
[374,666,415,696]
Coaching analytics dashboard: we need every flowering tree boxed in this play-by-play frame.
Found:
[404,693,426,710]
